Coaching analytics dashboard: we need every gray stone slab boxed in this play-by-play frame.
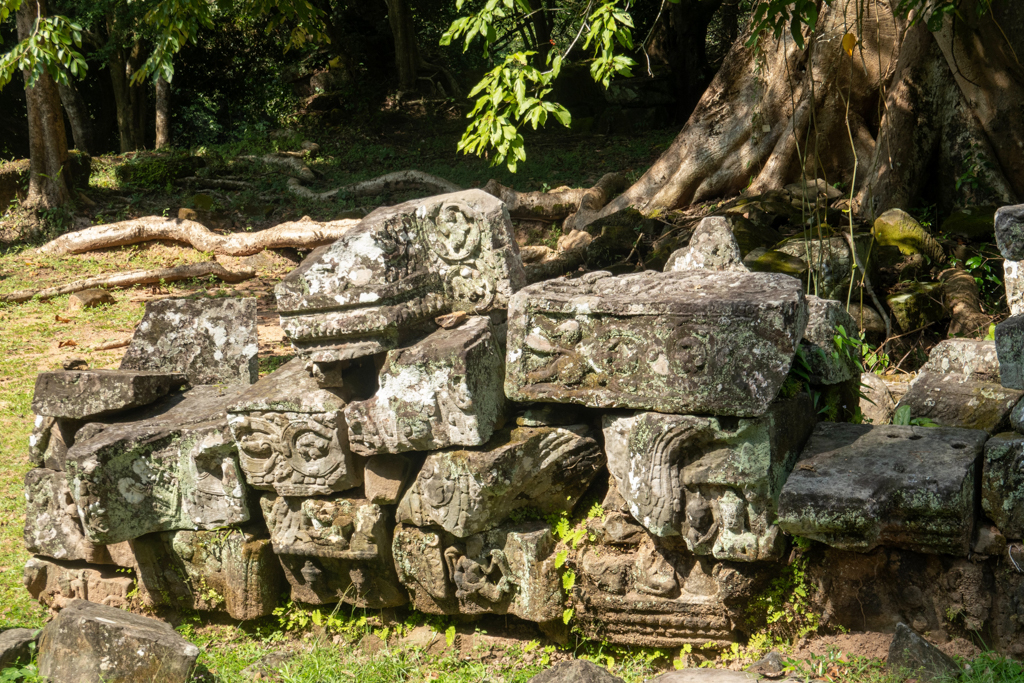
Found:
[345,316,506,455]
[396,425,603,538]
[777,423,987,555]
[602,395,815,562]
[801,296,861,385]
[859,373,895,425]
[37,600,199,683]
[888,622,961,681]
[23,556,135,611]
[982,433,1024,539]
[1005,260,1024,316]
[24,468,113,564]
[29,416,80,471]
[0,628,38,668]
[66,385,252,545]
[664,217,745,273]
[996,313,1024,390]
[921,339,1001,382]
[527,660,625,683]
[896,372,1022,433]
[995,204,1024,260]
[120,297,259,385]
[504,270,807,416]
[275,190,525,365]
[32,370,187,420]
[364,453,414,505]
[393,521,563,622]
[227,357,361,496]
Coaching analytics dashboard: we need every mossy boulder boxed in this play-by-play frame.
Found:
[744,248,807,275]
[873,208,946,264]
[886,282,944,333]
[115,153,205,188]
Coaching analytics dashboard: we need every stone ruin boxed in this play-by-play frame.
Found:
[19,190,1024,657]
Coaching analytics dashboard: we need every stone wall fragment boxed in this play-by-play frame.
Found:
[24,469,113,564]
[664,217,745,273]
[23,557,135,611]
[995,204,1024,260]
[777,423,987,555]
[602,395,815,562]
[227,357,361,496]
[120,297,259,385]
[32,370,187,420]
[895,372,1021,433]
[364,454,414,505]
[392,521,562,622]
[260,493,406,608]
[345,316,506,455]
[995,314,1024,390]
[801,296,861,385]
[922,339,1001,381]
[66,385,251,545]
[29,416,81,471]
[982,433,1024,539]
[396,425,603,537]
[275,190,525,368]
[504,270,807,416]
[1005,260,1024,316]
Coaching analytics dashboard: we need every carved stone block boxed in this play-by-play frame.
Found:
[392,521,562,622]
[345,316,506,455]
[982,434,1024,539]
[260,493,406,608]
[896,372,1022,434]
[66,385,252,545]
[29,416,80,471]
[396,425,603,537]
[32,370,187,420]
[364,454,415,505]
[120,297,259,386]
[24,469,113,564]
[664,217,745,273]
[777,423,988,555]
[227,358,361,496]
[504,270,807,416]
[131,528,285,620]
[23,556,135,611]
[996,314,1024,390]
[275,190,525,366]
[602,395,815,562]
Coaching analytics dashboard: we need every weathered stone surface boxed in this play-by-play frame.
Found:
[505,271,807,417]
[67,289,116,311]
[859,373,895,425]
[396,425,603,537]
[847,302,887,337]
[1005,260,1024,316]
[23,556,135,610]
[275,190,525,365]
[345,316,506,455]
[648,671,758,683]
[29,416,81,470]
[888,623,960,681]
[896,372,1022,433]
[982,433,1024,539]
[227,357,361,496]
[32,370,187,420]
[801,296,861,385]
[132,528,284,620]
[602,395,814,562]
[364,454,414,505]
[120,297,259,385]
[995,314,1024,390]
[995,204,1024,261]
[922,339,1001,381]
[973,523,1007,555]
[260,493,406,607]
[664,217,745,273]
[527,660,626,683]
[66,385,251,545]
[774,233,879,301]
[0,629,38,668]
[1011,397,1024,433]
[393,521,562,622]
[777,423,987,555]
[886,283,944,333]
[24,469,113,564]
[37,600,200,683]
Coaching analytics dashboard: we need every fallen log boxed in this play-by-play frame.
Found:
[36,216,360,257]
[1,262,255,304]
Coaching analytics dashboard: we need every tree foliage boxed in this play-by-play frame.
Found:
[0,0,86,89]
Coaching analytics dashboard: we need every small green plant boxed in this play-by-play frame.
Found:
[747,537,820,647]
[892,404,939,428]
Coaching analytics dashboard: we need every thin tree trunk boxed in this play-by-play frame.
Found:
[107,23,146,153]
[384,0,420,90]
[155,76,170,149]
[129,43,146,149]
[57,80,93,154]
[17,0,72,209]
[528,0,552,66]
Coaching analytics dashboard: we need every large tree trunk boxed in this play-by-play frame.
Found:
[57,79,94,155]
[17,0,73,209]
[384,0,419,90]
[155,76,171,149]
[108,25,147,153]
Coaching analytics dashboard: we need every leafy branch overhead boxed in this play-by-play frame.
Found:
[0,1,86,90]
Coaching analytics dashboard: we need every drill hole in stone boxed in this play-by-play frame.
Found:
[908,435,922,441]
[952,443,966,449]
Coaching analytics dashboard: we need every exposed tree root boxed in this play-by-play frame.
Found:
[940,266,991,338]
[482,173,626,222]
[36,216,360,257]
[238,154,315,182]
[174,177,253,191]
[522,230,594,283]
[286,170,462,201]
[1,262,255,303]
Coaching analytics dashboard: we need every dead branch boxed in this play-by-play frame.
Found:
[1,262,255,304]
[483,173,627,224]
[940,266,991,338]
[36,216,360,257]
[286,170,462,201]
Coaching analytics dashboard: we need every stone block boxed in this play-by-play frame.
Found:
[982,433,1024,539]
[275,190,525,367]
[1005,260,1024,316]
[364,454,414,505]
[396,425,603,537]
[67,289,115,311]
[995,314,1024,390]
[66,385,252,545]
[922,339,1001,381]
[886,283,943,333]
[120,297,259,385]
[528,660,626,683]
[664,217,745,273]
[23,557,135,611]
[24,469,113,564]
[131,528,284,620]
[995,204,1024,260]
[392,521,563,622]
[859,373,895,425]
[0,629,37,668]
[37,600,199,683]
[260,493,406,608]
[895,372,1022,433]
[505,270,807,416]
[887,622,961,681]
[345,316,506,455]
[32,370,187,420]
[602,395,814,562]
[227,357,361,496]
[777,423,987,555]
[29,416,80,471]
[801,296,861,385]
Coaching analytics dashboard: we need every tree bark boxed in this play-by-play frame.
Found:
[17,0,73,210]
[57,80,93,155]
[384,0,420,90]
[107,24,147,153]
[155,76,170,149]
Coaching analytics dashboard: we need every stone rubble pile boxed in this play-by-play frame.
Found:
[18,194,1024,658]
